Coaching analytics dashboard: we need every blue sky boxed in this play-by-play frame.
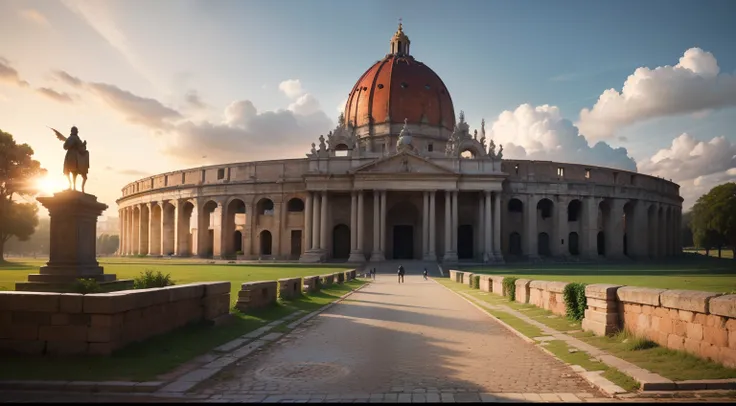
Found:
[1,0,735,213]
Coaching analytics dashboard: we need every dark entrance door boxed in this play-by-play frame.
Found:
[290,230,302,259]
[393,225,414,259]
[457,225,473,259]
[538,232,550,256]
[332,224,350,259]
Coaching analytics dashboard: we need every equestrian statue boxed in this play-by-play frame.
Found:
[49,126,90,193]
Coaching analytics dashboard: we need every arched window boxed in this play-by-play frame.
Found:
[508,199,523,213]
[287,198,305,212]
[568,200,582,222]
[257,198,274,215]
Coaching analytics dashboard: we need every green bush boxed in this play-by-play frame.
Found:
[73,278,102,294]
[563,282,588,321]
[133,269,175,289]
[471,275,480,289]
[503,277,518,301]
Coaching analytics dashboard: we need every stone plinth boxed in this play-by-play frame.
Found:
[278,277,303,300]
[334,272,345,284]
[320,274,335,286]
[303,276,320,293]
[236,281,277,312]
[16,191,132,292]
[582,284,622,336]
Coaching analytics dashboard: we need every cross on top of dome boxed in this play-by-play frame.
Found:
[390,19,410,56]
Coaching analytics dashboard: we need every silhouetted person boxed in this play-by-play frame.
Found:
[397,264,405,283]
[372,267,376,280]
[423,267,428,280]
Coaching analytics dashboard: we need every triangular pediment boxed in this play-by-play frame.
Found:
[352,151,456,175]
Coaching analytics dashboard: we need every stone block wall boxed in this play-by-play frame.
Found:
[479,275,492,292]
[491,276,505,296]
[529,281,569,316]
[514,279,531,304]
[582,284,622,336]
[303,276,319,293]
[0,282,230,356]
[278,278,303,300]
[346,270,356,280]
[321,274,335,286]
[449,270,459,282]
[465,273,475,287]
[236,281,278,312]
[335,272,345,284]
[617,288,736,368]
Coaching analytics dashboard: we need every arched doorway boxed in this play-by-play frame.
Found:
[568,232,580,256]
[509,232,522,256]
[538,232,550,256]
[457,225,474,259]
[597,232,605,256]
[332,224,350,259]
[387,200,420,259]
[260,230,272,256]
[233,230,242,253]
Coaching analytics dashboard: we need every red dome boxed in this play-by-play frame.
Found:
[343,33,456,133]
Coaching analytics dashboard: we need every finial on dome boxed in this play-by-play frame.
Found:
[390,19,411,56]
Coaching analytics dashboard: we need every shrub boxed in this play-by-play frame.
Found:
[471,275,480,289]
[133,269,175,289]
[564,282,588,321]
[503,277,518,301]
[236,250,244,255]
[73,278,102,294]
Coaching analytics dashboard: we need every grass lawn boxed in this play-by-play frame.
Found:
[0,279,366,381]
[0,257,354,305]
[437,278,736,386]
[463,257,736,293]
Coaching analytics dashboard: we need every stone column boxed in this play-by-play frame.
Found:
[443,191,457,262]
[212,201,226,259]
[162,202,173,256]
[452,191,459,252]
[493,192,502,260]
[428,191,437,261]
[118,209,123,255]
[650,203,659,259]
[173,201,184,255]
[195,200,211,257]
[525,195,539,260]
[146,203,154,255]
[312,193,321,250]
[485,191,493,262]
[675,208,681,256]
[607,199,626,259]
[304,192,313,252]
[371,191,381,261]
[630,201,648,259]
[243,202,254,257]
[357,191,365,254]
[582,197,599,259]
[380,191,387,253]
[350,192,358,252]
[319,191,328,252]
[478,193,484,261]
[423,192,429,259]
[348,191,365,262]
[555,197,568,257]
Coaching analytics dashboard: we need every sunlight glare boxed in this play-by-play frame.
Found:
[35,174,67,196]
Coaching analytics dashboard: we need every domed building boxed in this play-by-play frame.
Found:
[116,24,683,263]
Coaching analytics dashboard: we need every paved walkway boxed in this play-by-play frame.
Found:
[196,263,602,401]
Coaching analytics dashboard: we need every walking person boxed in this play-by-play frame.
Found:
[372,268,376,280]
[397,264,405,283]
[423,267,428,280]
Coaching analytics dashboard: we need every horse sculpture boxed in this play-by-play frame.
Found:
[50,126,89,193]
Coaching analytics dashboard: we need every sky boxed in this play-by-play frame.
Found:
[1,0,735,216]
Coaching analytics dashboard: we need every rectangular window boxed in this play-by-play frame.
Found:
[164,175,168,187]
[631,174,636,185]
[335,149,348,157]
[428,143,434,152]
[217,168,225,180]
[181,172,185,184]
[613,172,619,184]
[585,169,591,179]
[514,164,519,174]
[557,167,565,177]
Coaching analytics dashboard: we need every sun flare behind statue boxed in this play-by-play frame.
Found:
[35,173,68,196]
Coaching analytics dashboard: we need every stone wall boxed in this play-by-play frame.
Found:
[303,276,319,293]
[236,281,278,312]
[278,278,303,300]
[529,281,569,316]
[320,274,335,286]
[0,282,230,356]
[449,273,736,369]
[335,272,345,284]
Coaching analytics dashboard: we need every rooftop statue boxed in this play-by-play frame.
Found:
[50,126,90,193]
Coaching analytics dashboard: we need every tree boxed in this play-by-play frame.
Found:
[96,234,120,256]
[691,182,736,259]
[681,210,694,248]
[0,129,46,262]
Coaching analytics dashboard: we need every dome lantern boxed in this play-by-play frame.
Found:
[390,19,410,56]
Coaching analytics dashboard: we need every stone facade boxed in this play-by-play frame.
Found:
[236,281,278,312]
[115,28,682,265]
[0,282,230,355]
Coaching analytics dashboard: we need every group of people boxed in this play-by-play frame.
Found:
[396,265,429,283]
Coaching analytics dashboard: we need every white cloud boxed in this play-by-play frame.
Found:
[337,97,347,114]
[578,48,736,140]
[489,104,637,171]
[0,57,29,87]
[278,79,304,99]
[638,133,736,209]
[19,9,49,26]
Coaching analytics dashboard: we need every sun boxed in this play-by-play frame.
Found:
[35,174,68,196]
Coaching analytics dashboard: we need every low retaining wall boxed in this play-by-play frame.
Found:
[335,272,345,284]
[236,281,278,312]
[0,282,230,356]
[278,278,303,300]
[449,272,736,369]
[303,276,320,293]
[320,274,335,286]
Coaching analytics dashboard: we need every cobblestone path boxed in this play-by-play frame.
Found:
[197,268,602,401]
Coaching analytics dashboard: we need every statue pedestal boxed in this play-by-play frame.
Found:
[16,191,133,292]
